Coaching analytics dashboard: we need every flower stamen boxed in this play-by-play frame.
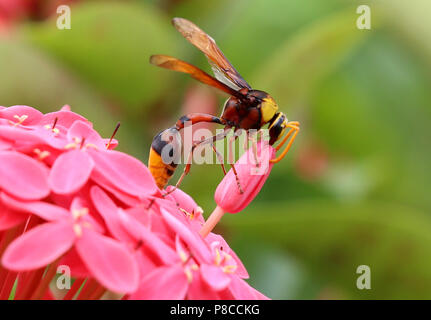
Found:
[9,114,28,126]
[72,208,89,220]
[43,117,60,135]
[33,148,50,161]
[73,224,83,237]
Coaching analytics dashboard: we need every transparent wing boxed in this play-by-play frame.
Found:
[150,55,241,97]
[172,17,251,91]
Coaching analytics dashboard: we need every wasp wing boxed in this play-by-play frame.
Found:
[172,17,251,91]
[150,55,241,97]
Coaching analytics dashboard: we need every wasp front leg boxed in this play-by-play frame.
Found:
[228,132,244,194]
[270,121,300,163]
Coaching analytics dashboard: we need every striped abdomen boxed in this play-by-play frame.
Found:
[148,127,181,189]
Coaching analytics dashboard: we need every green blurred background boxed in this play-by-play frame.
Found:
[1,0,431,299]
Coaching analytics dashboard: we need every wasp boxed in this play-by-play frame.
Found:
[148,18,300,192]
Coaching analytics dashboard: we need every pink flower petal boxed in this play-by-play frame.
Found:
[90,186,134,244]
[1,192,70,221]
[200,264,231,291]
[67,120,104,149]
[75,228,139,293]
[0,199,28,231]
[228,276,270,300]
[129,265,188,300]
[0,126,47,147]
[59,248,90,278]
[0,105,43,125]
[124,205,151,227]
[187,270,221,300]
[134,250,158,276]
[0,151,49,200]
[69,196,105,234]
[119,211,178,264]
[0,138,12,150]
[160,208,211,263]
[2,221,75,271]
[49,150,94,194]
[166,186,204,223]
[39,110,89,129]
[88,149,158,197]
[89,172,142,206]
[103,138,118,150]
[205,233,249,279]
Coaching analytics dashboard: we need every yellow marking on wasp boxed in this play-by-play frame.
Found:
[260,96,278,124]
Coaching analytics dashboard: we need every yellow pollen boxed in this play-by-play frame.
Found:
[185,268,193,283]
[179,250,188,263]
[191,264,199,271]
[64,143,77,150]
[222,265,237,274]
[33,148,50,160]
[179,208,194,220]
[43,124,60,135]
[214,248,222,266]
[9,115,28,126]
[82,222,92,229]
[223,252,233,262]
[195,206,203,216]
[84,143,98,150]
[73,224,82,237]
[72,208,89,220]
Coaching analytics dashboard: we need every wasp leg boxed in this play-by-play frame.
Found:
[270,122,300,163]
[175,113,226,130]
[246,131,260,168]
[212,144,227,175]
[164,127,231,196]
[228,133,244,194]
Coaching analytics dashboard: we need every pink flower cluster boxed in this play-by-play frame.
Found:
[0,105,268,300]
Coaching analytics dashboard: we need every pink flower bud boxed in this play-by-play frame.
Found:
[214,141,276,213]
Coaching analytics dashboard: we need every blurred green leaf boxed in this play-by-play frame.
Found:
[0,38,147,157]
[252,9,368,109]
[311,33,431,210]
[384,0,431,73]
[0,38,110,128]
[22,1,179,113]
[224,200,431,299]
[173,0,347,81]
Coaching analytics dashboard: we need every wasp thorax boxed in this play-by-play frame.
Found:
[257,93,279,125]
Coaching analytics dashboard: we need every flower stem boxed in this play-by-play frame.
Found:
[15,268,45,300]
[0,271,17,299]
[30,259,59,300]
[199,206,226,238]
[88,285,106,300]
[0,224,26,286]
[63,278,85,300]
[76,278,98,300]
